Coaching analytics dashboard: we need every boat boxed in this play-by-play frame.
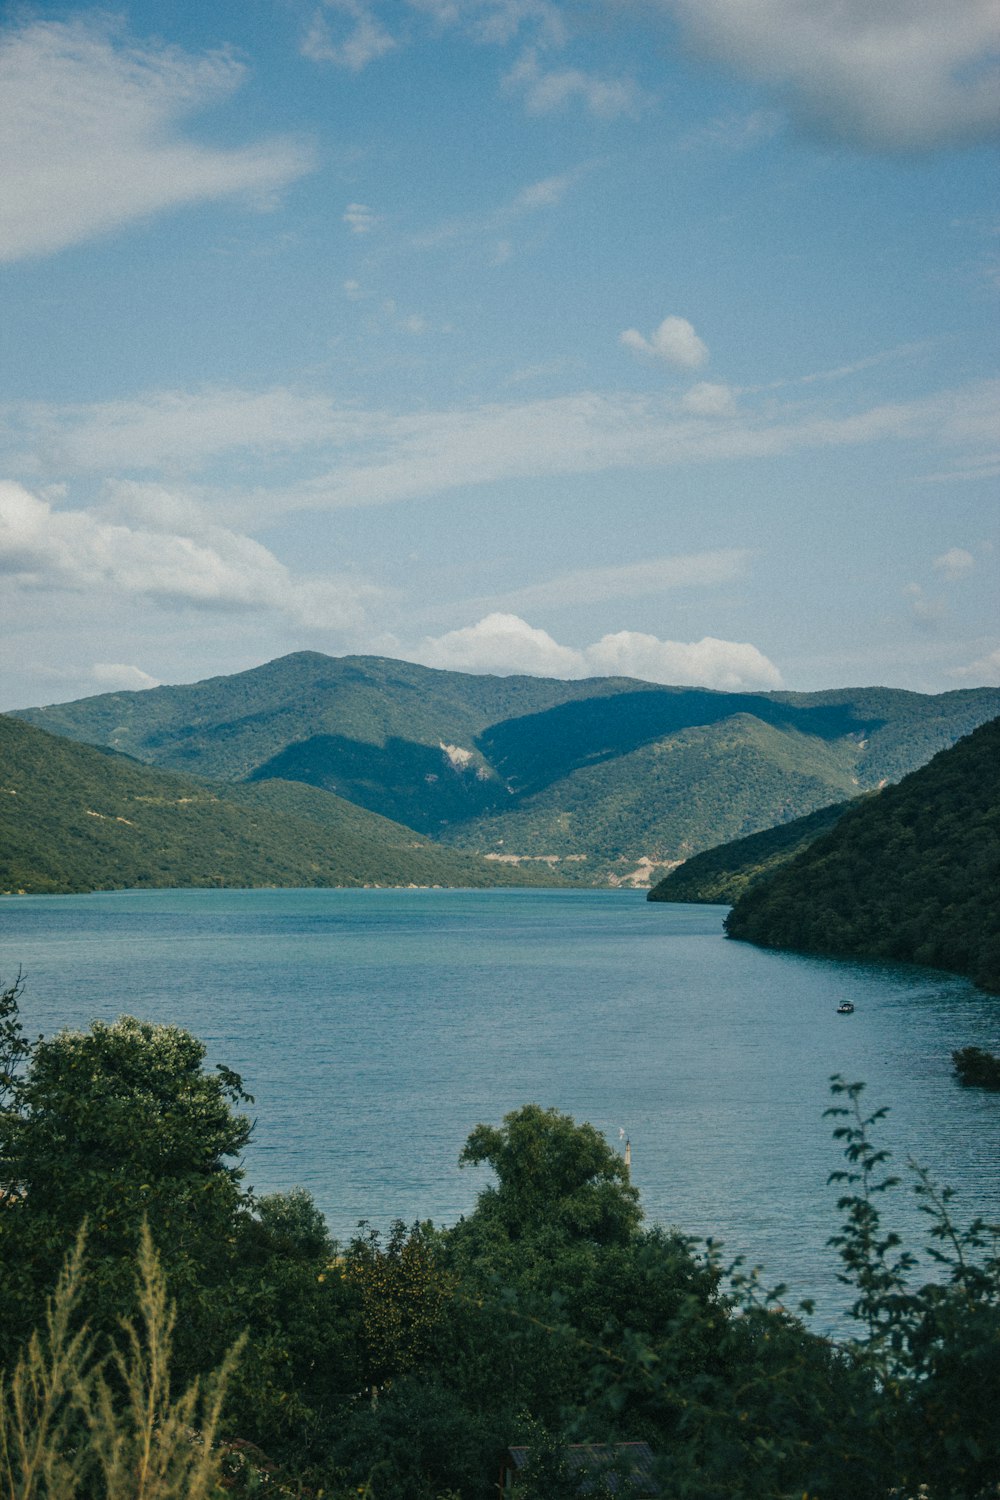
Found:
[836,1002,855,1014]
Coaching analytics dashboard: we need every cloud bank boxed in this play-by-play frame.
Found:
[415,612,782,689]
[0,17,313,263]
[4,379,996,520]
[0,482,378,631]
[663,0,1000,150]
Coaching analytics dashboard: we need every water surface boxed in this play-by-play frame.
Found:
[2,886,998,1329]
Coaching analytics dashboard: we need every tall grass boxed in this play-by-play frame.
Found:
[0,1226,242,1500]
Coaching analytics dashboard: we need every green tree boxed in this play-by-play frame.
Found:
[457,1103,641,1249]
[0,1015,253,1380]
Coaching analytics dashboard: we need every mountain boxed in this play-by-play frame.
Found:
[0,715,548,895]
[12,653,1000,886]
[646,797,855,906]
[724,717,1000,991]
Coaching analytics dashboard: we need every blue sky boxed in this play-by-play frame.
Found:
[1,0,998,707]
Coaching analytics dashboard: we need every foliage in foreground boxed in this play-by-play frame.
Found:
[1,977,998,1498]
[0,1228,240,1500]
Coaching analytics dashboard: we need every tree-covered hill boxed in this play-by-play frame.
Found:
[0,716,547,895]
[647,797,854,905]
[724,717,1000,991]
[443,715,866,884]
[11,652,1000,886]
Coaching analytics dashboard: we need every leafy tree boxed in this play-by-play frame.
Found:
[0,972,31,1115]
[456,1103,641,1249]
[0,1015,253,1375]
[346,1220,455,1387]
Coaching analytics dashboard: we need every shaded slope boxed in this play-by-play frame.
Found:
[248,731,502,834]
[476,688,873,798]
[443,716,867,884]
[724,718,1000,991]
[0,716,547,895]
[647,799,854,905]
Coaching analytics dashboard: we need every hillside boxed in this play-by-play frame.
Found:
[724,717,1000,991]
[0,716,547,895]
[646,798,854,906]
[443,715,864,884]
[11,653,1000,886]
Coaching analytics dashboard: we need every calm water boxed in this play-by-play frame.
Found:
[2,887,998,1329]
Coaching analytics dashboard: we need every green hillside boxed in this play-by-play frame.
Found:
[0,716,547,895]
[647,797,854,905]
[724,717,1000,991]
[11,653,1000,887]
[443,715,866,884]
[15,653,625,781]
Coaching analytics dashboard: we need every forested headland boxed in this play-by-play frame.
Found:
[1,978,997,1499]
[646,797,853,906]
[723,717,1000,992]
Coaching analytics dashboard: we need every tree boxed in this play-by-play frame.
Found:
[0,1014,253,1377]
[457,1103,642,1249]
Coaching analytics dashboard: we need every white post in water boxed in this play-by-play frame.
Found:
[624,1137,631,1170]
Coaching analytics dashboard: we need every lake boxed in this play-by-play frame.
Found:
[2,886,998,1331]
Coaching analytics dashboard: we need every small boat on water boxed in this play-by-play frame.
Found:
[836,1002,855,1014]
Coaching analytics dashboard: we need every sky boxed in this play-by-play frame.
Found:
[1,0,998,709]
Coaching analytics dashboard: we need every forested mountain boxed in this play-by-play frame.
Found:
[724,717,1000,991]
[11,653,1000,886]
[647,797,854,906]
[0,716,544,895]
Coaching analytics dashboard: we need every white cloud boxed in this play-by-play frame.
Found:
[91,663,161,691]
[0,481,379,630]
[343,202,380,234]
[662,0,1000,150]
[933,546,976,580]
[0,17,313,263]
[511,171,581,212]
[681,382,737,416]
[584,631,783,690]
[680,109,782,152]
[903,581,946,628]
[504,48,651,118]
[620,316,710,369]
[302,1,397,69]
[413,613,782,689]
[475,549,751,614]
[418,614,584,677]
[406,0,567,49]
[1,388,366,474]
[4,379,997,518]
[950,647,1000,685]
[408,166,589,261]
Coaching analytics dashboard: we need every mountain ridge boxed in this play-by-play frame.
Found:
[10,652,1000,887]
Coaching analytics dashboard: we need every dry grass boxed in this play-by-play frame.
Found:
[0,1226,242,1500]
